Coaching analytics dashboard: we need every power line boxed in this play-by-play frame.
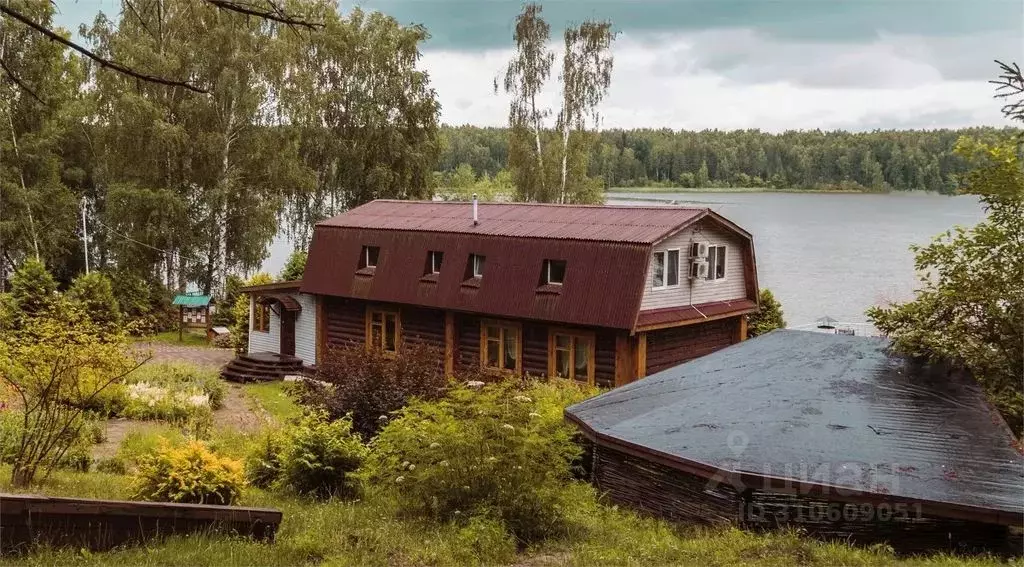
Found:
[91,217,169,254]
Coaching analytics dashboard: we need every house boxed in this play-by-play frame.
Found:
[224,199,759,383]
[565,330,1024,554]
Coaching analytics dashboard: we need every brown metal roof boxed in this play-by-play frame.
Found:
[316,200,706,244]
[257,293,302,312]
[303,200,757,330]
[635,299,758,330]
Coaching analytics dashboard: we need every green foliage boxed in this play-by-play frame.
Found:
[211,274,244,328]
[231,273,273,353]
[0,315,141,486]
[246,411,367,498]
[244,381,302,423]
[363,379,597,543]
[67,272,122,330]
[108,270,176,335]
[117,362,225,424]
[279,250,308,282]
[748,289,786,337]
[8,258,58,325]
[301,343,449,439]
[434,125,1011,193]
[131,440,244,505]
[868,136,1024,433]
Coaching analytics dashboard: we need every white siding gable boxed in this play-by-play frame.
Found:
[247,292,319,365]
[640,219,748,311]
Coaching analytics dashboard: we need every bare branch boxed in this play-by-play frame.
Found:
[989,60,1024,123]
[203,0,324,29]
[0,56,46,105]
[0,4,207,93]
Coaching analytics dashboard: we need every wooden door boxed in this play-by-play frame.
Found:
[280,311,296,357]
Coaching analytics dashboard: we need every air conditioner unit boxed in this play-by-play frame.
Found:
[689,260,708,280]
[690,241,709,259]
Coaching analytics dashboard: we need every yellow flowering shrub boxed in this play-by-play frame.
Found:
[131,440,244,505]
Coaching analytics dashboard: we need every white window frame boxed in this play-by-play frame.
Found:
[471,253,485,277]
[362,245,379,268]
[706,245,727,281]
[653,249,680,289]
[666,248,680,287]
[544,259,566,285]
[428,250,443,274]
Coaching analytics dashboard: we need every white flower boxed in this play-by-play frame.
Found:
[408,464,416,471]
[501,423,515,432]
[513,395,532,403]
[466,380,485,388]
[395,476,405,483]
[439,460,449,468]
[401,461,411,469]
[378,415,388,421]
[429,442,441,449]
[486,456,497,463]
[528,412,541,419]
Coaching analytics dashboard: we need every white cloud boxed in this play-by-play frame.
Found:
[421,29,1015,132]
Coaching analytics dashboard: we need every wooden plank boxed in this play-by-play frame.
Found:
[614,333,636,387]
[737,315,748,343]
[444,311,455,377]
[636,332,647,379]
[635,307,758,333]
[315,295,325,365]
[0,493,281,553]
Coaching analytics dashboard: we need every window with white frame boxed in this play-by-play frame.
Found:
[652,250,679,288]
[427,250,444,274]
[542,259,566,285]
[707,245,727,280]
[471,253,485,277]
[360,245,380,269]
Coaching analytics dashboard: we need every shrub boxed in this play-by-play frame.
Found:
[748,288,786,337]
[246,411,366,498]
[131,440,244,505]
[300,342,448,439]
[279,249,307,281]
[363,379,597,543]
[67,272,122,330]
[244,431,285,489]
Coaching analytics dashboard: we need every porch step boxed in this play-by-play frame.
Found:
[221,352,304,383]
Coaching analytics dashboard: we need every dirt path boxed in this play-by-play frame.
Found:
[133,342,235,368]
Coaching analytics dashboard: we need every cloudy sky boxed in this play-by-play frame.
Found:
[54,0,1022,131]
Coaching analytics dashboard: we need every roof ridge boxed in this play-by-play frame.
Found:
[369,199,708,211]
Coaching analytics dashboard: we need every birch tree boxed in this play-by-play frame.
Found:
[497,3,553,202]
[556,21,615,203]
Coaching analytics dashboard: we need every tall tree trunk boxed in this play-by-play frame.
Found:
[559,125,570,203]
[6,108,39,260]
[213,102,236,297]
[530,96,544,202]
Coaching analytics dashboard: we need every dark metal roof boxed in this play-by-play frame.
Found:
[636,299,758,330]
[239,280,302,293]
[302,227,652,329]
[315,200,707,244]
[566,330,1024,524]
[256,293,302,312]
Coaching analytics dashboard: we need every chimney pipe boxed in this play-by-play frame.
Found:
[472,193,479,226]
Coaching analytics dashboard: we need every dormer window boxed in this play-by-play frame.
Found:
[543,259,566,285]
[470,254,485,278]
[360,245,379,269]
[427,251,444,274]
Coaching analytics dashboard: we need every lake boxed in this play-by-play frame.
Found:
[608,191,986,329]
[262,191,985,331]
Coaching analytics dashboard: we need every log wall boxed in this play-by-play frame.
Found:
[645,316,739,375]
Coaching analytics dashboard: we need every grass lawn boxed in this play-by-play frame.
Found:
[141,329,213,348]
[244,381,302,423]
[0,373,1010,566]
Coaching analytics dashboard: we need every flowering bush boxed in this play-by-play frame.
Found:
[245,411,366,499]
[118,363,225,423]
[363,379,598,543]
[299,343,449,439]
[131,440,244,505]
